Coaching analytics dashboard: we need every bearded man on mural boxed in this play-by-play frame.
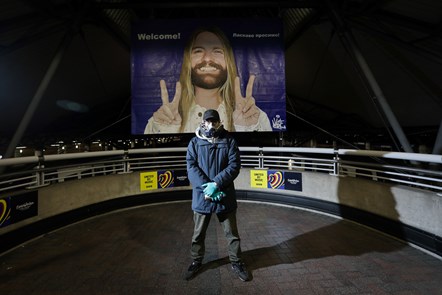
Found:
[144,27,271,134]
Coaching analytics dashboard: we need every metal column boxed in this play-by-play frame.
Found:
[432,120,442,155]
[326,1,413,153]
[4,32,72,159]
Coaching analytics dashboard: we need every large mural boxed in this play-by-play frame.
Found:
[131,18,286,134]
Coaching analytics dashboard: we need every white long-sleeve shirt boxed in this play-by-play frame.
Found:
[144,103,272,134]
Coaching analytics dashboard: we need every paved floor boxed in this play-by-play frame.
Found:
[1,201,441,294]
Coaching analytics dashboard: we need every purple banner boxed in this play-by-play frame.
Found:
[0,191,38,228]
[0,196,11,228]
[131,18,286,134]
[284,171,303,191]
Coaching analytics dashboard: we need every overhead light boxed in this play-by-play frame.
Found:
[56,100,89,113]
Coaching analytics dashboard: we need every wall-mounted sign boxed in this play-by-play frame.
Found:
[284,171,303,191]
[140,169,189,191]
[140,171,158,191]
[250,170,268,188]
[267,170,284,189]
[0,191,38,228]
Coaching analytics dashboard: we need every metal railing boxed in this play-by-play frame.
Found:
[0,147,441,194]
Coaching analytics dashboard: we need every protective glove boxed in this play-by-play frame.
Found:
[202,182,218,196]
[210,191,225,202]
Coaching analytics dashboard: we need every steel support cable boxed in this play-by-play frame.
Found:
[3,30,73,160]
[328,23,399,150]
[79,27,131,141]
[324,2,407,152]
[287,110,360,149]
[0,20,69,57]
[348,18,442,109]
[81,114,131,142]
[80,28,109,98]
[287,110,400,168]
[336,30,402,152]
[294,25,379,150]
[288,25,334,141]
[306,27,335,100]
[348,18,442,67]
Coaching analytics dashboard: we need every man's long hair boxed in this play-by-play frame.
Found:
[178,27,237,132]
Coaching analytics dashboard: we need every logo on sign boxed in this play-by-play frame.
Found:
[159,171,173,188]
[268,171,284,189]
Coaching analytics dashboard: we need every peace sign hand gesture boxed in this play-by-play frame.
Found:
[152,80,182,125]
[233,75,260,127]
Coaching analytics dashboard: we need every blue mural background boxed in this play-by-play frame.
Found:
[131,18,286,134]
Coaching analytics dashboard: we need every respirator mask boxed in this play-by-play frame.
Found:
[201,121,222,138]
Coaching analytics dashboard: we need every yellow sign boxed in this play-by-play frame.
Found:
[140,171,158,191]
[250,170,268,188]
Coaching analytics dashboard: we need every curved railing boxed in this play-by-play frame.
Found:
[1,146,441,256]
[1,147,441,194]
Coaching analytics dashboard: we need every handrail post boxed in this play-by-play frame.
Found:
[33,165,43,187]
[331,149,340,176]
[28,150,49,189]
[259,148,264,169]
[119,150,132,174]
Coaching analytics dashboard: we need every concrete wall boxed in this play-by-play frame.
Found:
[235,170,442,237]
[2,169,441,240]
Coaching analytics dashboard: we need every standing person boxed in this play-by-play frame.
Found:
[144,26,271,134]
[185,109,250,282]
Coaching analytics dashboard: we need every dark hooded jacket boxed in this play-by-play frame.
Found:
[186,125,241,214]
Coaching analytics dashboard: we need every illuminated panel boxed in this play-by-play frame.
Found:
[131,18,286,134]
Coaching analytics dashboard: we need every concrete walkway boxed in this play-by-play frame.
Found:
[1,201,441,294]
